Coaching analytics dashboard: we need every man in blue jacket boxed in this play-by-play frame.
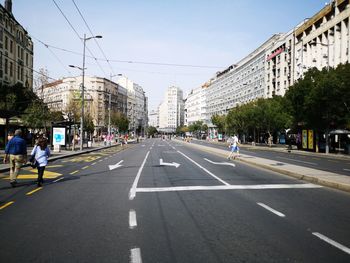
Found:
[3,129,27,187]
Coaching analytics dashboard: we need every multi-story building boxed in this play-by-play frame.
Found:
[205,34,281,123]
[42,76,127,134]
[265,31,295,97]
[0,0,33,89]
[184,85,205,126]
[294,0,350,79]
[117,75,148,135]
[158,86,184,132]
[148,109,159,128]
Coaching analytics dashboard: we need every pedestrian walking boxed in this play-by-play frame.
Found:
[227,135,240,160]
[3,129,27,187]
[30,137,50,187]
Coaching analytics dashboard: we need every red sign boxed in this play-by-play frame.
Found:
[266,47,284,61]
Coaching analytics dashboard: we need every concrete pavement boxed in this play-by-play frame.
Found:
[176,139,350,193]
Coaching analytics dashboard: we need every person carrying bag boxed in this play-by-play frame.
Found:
[30,137,50,187]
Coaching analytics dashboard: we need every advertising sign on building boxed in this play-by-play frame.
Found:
[53,127,66,146]
[302,130,308,149]
[308,130,314,150]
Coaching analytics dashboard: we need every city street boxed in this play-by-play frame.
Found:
[0,138,349,262]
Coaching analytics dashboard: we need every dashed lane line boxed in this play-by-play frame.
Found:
[129,210,137,229]
[130,248,142,263]
[257,202,286,217]
[70,170,79,175]
[53,177,64,183]
[0,201,14,210]
[26,187,43,196]
[82,166,89,170]
[276,156,316,165]
[312,232,350,255]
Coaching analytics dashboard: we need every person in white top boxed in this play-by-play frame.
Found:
[30,137,50,187]
[227,135,240,160]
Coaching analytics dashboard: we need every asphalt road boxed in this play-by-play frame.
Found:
[192,139,350,176]
[0,139,349,262]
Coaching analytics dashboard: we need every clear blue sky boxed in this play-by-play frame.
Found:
[13,0,328,111]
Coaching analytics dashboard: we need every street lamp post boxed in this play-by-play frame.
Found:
[70,34,102,151]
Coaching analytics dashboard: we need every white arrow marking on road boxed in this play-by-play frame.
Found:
[108,160,124,170]
[160,158,180,168]
[204,158,236,167]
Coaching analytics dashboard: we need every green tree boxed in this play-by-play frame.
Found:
[22,99,52,130]
[111,112,129,133]
[211,114,226,133]
[147,126,158,137]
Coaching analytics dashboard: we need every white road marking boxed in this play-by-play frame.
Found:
[257,202,286,217]
[129,151,150,200]
[136,183,321,193]
[98,159,103,162]
[91,162,97,166]
[159,158,180,168]
[312,232,350,255]
[204,158,236,167]
[130,248,142,263]
[177,151,230,185]
[129,210,137,229]
[108,160,124,170]
[344,168,350,172]
[276,156,316,165]
[53,177,64,183]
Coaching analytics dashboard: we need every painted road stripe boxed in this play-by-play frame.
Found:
[136,183,322,193]
[129,210,137,229]
[53,177,64,183]
[343,168,350,172]
[0,201,14,210]
[70,170,79,175]
[26,187,43,196]
[82,166,89,170]
[91,162,97,166]
[177,151,230,186]
[130,248,142,263]
[129,151,150,200]
[312,232,350,255]
[257,202,286,217]
[276,156,316,165]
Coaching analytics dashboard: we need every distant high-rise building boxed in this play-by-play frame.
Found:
[158,86,184,133]
[0,0,33,88]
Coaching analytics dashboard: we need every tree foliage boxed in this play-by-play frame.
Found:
[147,126,158,136]
[111,111,129,133]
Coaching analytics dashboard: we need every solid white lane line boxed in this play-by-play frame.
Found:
[91,162,97,166]
[130,248,142,263]
[136,183,321,193]
[312,232,350,255]
[177,151,230,185]
[129,210,137,229]
[276,156,316,165]
[344,168,350,172]
[53,177,64,183]
[129,151,150,200]
[257,203,286,217]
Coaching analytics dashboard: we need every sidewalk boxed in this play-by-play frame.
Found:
[0,141,130,175]
[198,138,350,160]
[177,139,350,193]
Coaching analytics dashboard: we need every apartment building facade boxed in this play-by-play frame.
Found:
[42,76,127,133]
[0,0,33,89]
[205,34,281,124]
[158,86,184,133]
[184,85,206,126]
[294,0,350,79]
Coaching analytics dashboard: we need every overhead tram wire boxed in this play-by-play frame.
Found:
[72,0,115,76]
[31,36,223,69]
[52,0,107,77]
[31,35,73,76]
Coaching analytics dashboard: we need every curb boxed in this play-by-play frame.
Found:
[176,139,350,194]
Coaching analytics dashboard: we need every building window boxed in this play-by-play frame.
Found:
[9,61,12,77]
[4,58,8,74]
[4,36,8,50]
